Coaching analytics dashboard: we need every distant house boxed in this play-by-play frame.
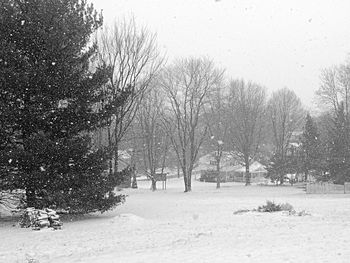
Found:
[195,152,268,183]
[286,131,303,156]
[228,161,268,184]
[195,151,239,171]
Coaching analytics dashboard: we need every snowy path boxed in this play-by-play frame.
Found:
[1,179,350,263]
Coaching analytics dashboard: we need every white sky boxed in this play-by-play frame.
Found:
[91,0,350,109]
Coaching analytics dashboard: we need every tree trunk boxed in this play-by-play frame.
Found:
[22,123,37,208]
[245,162,251,186]
[107,126,113,175]
[151,178,157,191]
[184,174,189,192]
[113,144,119,175]
[187,172,192,191]
[184,182,189,192]
[304,170,308,182]
[183,169,192,192]
[131,166,138,188]
[216,157,221,189]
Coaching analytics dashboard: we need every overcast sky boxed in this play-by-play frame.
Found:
[91,0,350,109]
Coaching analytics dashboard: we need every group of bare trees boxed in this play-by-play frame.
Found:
[93,17,309,192]
[205,81,304,186]
[93,15,350,191]
[94,18,163,174]
[136,81,170,191]
[160,58,224,192]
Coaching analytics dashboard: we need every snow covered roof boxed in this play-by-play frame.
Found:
[233,161,267,173]
[196,152,267,174]
[221,164,242,172]
[198,151,240,164]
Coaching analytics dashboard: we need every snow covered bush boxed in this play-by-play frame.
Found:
[257,200,294,213]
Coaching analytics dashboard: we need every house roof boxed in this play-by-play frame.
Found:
[221,164,242,172]
[195,152,266,174]
[233,161,267,173]
[194,151,240,172]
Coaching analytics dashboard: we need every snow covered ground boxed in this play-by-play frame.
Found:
[1,178,350,263]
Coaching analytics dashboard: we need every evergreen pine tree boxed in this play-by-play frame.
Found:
[0,0,127,213]
[328,103,350,184]
[300,113,321,181]
[266,153,293,184]
[266,154,286,184]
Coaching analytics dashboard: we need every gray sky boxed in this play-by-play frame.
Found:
[91,0,350,109]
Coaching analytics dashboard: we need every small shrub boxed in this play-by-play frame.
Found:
[233,201,297,215]
[258,200,281,212]
[257,200,294,213]
[233,209,251,215]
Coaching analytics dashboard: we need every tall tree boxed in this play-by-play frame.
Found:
[315,61,350,182]
[226,79,266,185]
[203,79,228,189]
[267,88,304,184]
[161,57,224,192]
[137,81,170,191]
[0,0,126,213]
[316,62,350,117]
[300,113,321,181]
[96,18,163,174]
[327,103,350,184]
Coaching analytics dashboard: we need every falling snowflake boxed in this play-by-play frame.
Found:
[58,99,68,108]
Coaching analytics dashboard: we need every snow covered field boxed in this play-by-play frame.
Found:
[1,178,350,263]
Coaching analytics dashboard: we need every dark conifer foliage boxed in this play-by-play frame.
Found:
[0,0,127,213]
[300,113,322,180]
[328,103,350,184]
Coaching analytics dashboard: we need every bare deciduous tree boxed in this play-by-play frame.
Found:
[161,57,224,192]
[267,88,304,183]
[96,18,163,174]
[316,62,350,117]
[137,82,170,191]
[226,79,267,185]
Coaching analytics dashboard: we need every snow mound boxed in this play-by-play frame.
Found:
[110,213,145,226]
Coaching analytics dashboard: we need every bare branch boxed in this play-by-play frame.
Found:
[160,57,224,191]
[95,17,164,172]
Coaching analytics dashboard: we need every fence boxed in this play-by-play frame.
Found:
[306,182,350,194]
